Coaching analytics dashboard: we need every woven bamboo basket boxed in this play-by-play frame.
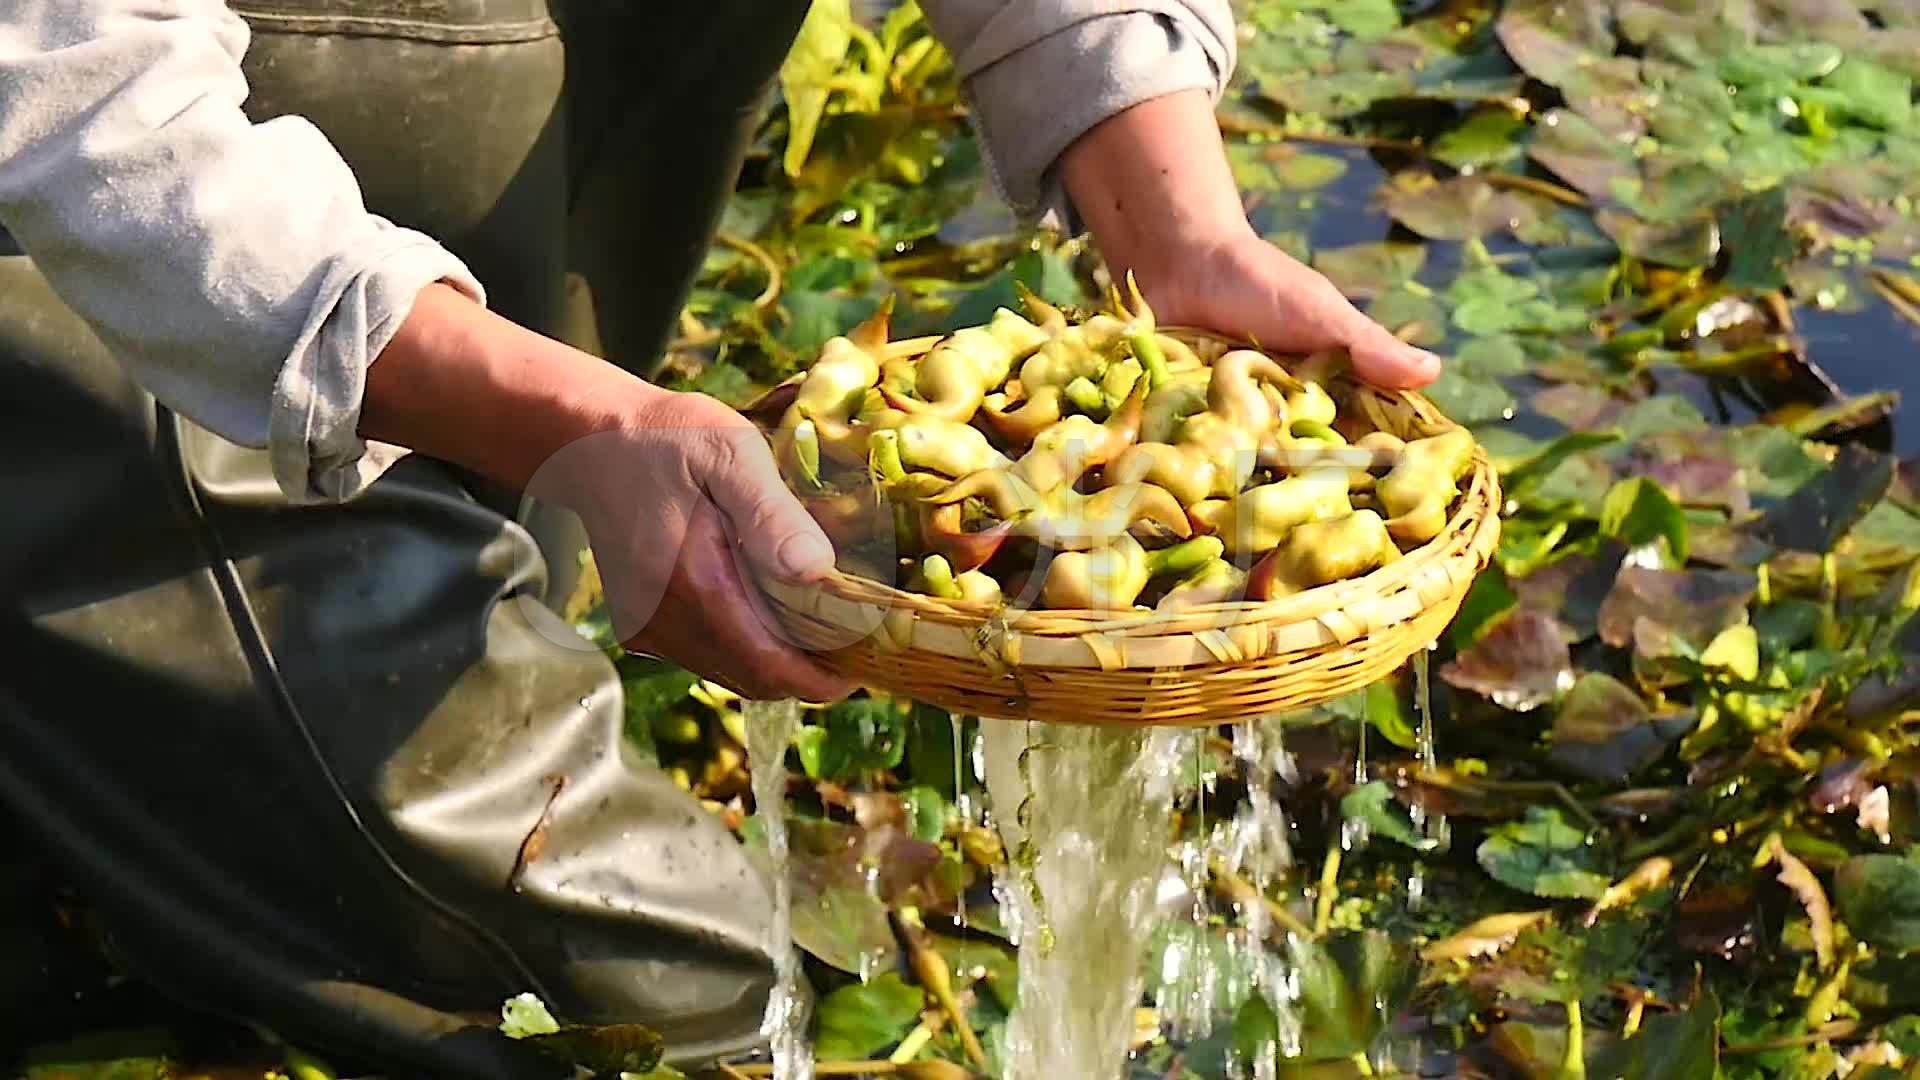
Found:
[756,328,1502,727]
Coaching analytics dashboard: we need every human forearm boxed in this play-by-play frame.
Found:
[917,1,1235,226]
[1057,88,1253,292]
[359,284,660,500]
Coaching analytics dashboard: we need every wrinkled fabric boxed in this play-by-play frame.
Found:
[0,0,481,503]
[0,0,1233,504]
[920,0,1237,231]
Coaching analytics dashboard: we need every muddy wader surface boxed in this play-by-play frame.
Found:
[0,1,810,1074]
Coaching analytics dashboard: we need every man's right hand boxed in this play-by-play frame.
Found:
[362,284,855,703]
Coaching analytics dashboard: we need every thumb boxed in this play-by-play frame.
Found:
[703,423,837,585]
[1348,324,1443,390]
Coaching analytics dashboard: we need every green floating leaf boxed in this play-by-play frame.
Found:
[1432,106,1530,170]
[780,0,855,177]
[1585,994,1720,1079]
[1313,241,1427,300]
[1529,108,1638,201]
[1496,0,1617,84]
[1549,672,1690,783]
[1504,430,1625,500]
[1599,476,1690,563]
[1478,806,1612,900]
[1341,780,1436,850]
[1367,288,1449,346]
[1383,176,1545,241]
[1718,186,1795,291]
[1821,56,1914,130]
[1836,848,1920,954]
[814,971,926,1060]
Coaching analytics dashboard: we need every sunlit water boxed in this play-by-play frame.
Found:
[979,721,1193,1080]
[744,698,813,1080]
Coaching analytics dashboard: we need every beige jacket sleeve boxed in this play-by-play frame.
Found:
[918,1,1238,232]
[0,0,482,504]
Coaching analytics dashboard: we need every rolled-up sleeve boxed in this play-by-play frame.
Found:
[919,1,1237,233]
[0,0,483,503]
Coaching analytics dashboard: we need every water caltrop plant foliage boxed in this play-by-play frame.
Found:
[24,0,1920,1075]
[600,0,1920,1074]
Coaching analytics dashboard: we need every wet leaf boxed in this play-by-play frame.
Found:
[1719,186,1796,291]
[1449,561,1521,649]
[1822,57,1914,130]
[1513,545,1627,641]
[1313,242,1427,299]
[1549,672,1690,782]
[1597,207,1722,268]
[1366,288,1449,347]
[780,0,855,177]
[1597,567,1757,652]
[1422,910,1555,962]
[1433,106,1530,170]
[1751,444,1897,552]
[1529,109,1638,200]
[1836,848,1920,954]
[930,933,1018,1009]
[1599,476,1691,563]
[1441,608,1576,712]
[1365,676,1418,750]
[796,697,908,781]
[1504,431,1626,501]
[1284,931,1419,1062]
[1341,780,1436,850]
[814,971,926,1060]
[1478,805,1612,900]
[1496,0,1616,84]
[1383,176,1546,241]
[1585,994,1720,1079]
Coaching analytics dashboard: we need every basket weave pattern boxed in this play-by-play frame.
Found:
[761,331,1503,727]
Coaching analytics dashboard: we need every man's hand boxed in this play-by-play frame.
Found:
[363,285,855,703]
[1059,90,1442,390]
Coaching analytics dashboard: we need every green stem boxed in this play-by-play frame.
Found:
[1562,1001,1587,1080]
[1128,329,1172,392]
[917,556,962,600]
[1063,376,1107,416]
[1145,536,1226,579]
[1315,842,1342,935]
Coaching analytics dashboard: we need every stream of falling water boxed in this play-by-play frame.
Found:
[744,698,813,1080]
[1404,648,1450,909]
[979,720,1193,1080]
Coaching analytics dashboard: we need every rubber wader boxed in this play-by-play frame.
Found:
[0,0,810,1074]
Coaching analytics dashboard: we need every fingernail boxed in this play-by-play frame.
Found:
[1410,348,1443,378]
[777,532,834,581]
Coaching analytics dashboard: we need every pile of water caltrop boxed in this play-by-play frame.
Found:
[742,650,1442,1079]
